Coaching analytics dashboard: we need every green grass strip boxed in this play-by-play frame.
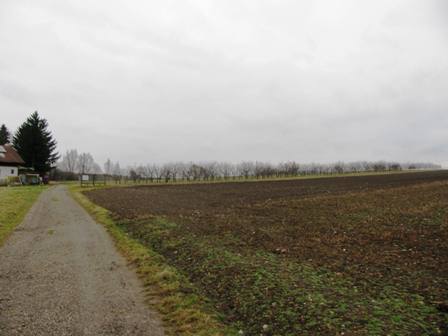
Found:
[0,185,47,246]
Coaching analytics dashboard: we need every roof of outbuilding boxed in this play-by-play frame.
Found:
[0,144,25,165]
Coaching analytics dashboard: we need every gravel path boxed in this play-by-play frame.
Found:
[0,185,165,336]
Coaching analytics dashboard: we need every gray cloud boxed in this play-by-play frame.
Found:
[1,0,447,166]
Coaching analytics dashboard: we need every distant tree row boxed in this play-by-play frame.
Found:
[122,161,440,183]
[53,153,441,182]
[54,152,123,181]
[54,150,102,179]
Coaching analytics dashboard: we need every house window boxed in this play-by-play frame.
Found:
[11,169,14,174]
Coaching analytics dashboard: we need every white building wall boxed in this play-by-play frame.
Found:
[0,166,18,178]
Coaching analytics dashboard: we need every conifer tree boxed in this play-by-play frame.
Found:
[0,124,10,145]
[13,111,59,174]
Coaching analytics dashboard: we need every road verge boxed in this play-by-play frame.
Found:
[70,185,235,336]
[0,186,47,246]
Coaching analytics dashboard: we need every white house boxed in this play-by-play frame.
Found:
[0,144,25,178]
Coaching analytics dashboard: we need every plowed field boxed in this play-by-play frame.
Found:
[86,171,448,335]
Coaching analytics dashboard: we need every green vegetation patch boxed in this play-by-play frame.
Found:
[0,186,46,246]
[119,216,443,335]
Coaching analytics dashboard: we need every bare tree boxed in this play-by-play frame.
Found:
[129,169,141,182]
[141,164,154,182]
[104,158,113,175]
[237,161,255,179]
[58,149,78,173]
[152,164,162,182]
[92,162,103,174]
[203,162,218,180]
[112,162,121,176]
[77,153,95,174]
[187,164,206,180]
[217,162,234,180]
[161,163,175,182]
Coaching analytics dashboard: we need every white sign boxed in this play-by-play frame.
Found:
[82,175,89,181]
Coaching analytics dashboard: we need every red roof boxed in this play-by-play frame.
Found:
[0,144,25,165]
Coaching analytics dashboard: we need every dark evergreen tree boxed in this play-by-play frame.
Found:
[13,111,59,174]
[0,124,10,145]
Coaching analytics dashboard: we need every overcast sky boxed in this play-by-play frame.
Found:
[1,0,447,167]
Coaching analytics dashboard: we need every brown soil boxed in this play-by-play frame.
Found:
[87,170,448,218]
[86,171,448,335]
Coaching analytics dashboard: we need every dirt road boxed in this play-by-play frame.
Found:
[0,186,165,336]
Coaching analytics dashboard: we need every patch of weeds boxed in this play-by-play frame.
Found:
[120,216,444,335]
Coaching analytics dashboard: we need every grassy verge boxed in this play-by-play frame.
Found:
[0,185,47,246]
[70,185,236,336]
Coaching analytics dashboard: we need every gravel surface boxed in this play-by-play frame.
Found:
[0,185,165,336]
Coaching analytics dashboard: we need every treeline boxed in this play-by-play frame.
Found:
[53,149,102,180]
[114,161,440,182]
[53,149,441,182]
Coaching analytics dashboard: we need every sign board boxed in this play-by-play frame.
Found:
[82,174,89,181]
